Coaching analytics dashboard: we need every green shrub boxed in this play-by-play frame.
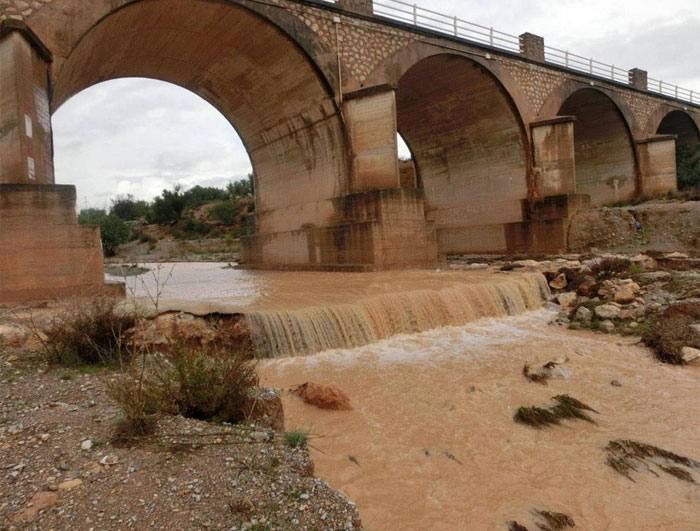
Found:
[110,194,150,221]
[182,185,229,208]
[173,216,214,239]
[78,210,130,256]
[284,431,308,448]
[159,347,258,422]
[211,200,239,225]
[42,298,136,366]
[147,186,187,225]
[226,176,254,199]
[677,145,700,190]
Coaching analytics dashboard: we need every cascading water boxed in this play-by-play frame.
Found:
[246,273,550,357]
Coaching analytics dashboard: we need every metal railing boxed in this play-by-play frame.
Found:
[322,0,698,105]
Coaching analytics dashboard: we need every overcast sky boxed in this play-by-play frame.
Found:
[52,0,700,209]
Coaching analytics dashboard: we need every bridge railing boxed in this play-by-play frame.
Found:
[324,0,699,106]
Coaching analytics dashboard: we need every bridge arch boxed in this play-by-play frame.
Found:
[394,52,531,254]
[655,110,700,150]
[554,87,639,205]
[46,0,349,259]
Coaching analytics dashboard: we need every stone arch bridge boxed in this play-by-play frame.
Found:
[1,0,698,301]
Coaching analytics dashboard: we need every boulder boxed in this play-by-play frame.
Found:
[638,271,672,283]
[574,306,593,323]
[599,320,616,333]
[557,292,578,308]
[630,254,657,271]
[293,383,352,411]
[595,304,621,320]
[577,276,598,297]
[681,347,700,364]
[614,282,640,304]
[549,273,568,290]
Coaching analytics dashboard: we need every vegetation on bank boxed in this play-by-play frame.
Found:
[78,177,254,256]
[678,145,700,190]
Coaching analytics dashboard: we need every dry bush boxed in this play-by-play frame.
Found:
[108,344,259,440]
[42,298,136,366]
[642,302,700,364]
[156,346,259,423]
[588,257,632,279]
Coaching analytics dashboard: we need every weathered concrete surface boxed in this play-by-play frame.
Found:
[637,136,678,198]
[1,0,700,301]
[0,184,120,302]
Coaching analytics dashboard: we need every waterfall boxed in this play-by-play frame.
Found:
[246,273,550,358]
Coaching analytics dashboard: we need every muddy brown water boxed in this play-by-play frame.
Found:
[115,264,700,529]
[259,312,700,530]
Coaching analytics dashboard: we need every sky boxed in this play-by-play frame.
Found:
[52,0,700,209]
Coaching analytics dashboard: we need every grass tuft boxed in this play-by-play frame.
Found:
[535,510,575,530]
[514,395,598,429]
[284,430,308,449]
[605,439,700,482]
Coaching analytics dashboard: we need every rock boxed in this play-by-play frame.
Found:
[549,273,568,290]
[638,271,672,283]
[681,347,700,363]
[99,455,119,466]
[690,324,700,339]
[514,260,540,268]
[80,439,93,451]
[557,292,577,308]
[665,252,689,259]
[577,276,598,297]
[630,254,657,271]
[464,263,489,270]
[611,380,623,387]
[599,320,616,333]
[614,283,640,304]
[595,304,621,320]
[10,491,59,523]
[574,306,593,323]
[292,383,352,411]
[0,324,31,349]
[58,478,83,491]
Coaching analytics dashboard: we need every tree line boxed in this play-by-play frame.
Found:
[79,177,254,256]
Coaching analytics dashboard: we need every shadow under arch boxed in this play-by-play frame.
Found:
[556,87,639,206]
[394,52,531,255]
[656,109,700,150]
[51,0,349,240]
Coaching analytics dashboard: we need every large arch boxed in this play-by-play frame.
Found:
[395,53,530,254]
[48,0,349,263]
[558,88,638,206]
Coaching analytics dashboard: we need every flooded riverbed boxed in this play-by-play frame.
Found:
[259,311,700,530]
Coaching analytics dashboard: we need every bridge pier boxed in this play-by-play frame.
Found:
[0,23,117,303]
[636,136,678,197]
[242,86,436,271]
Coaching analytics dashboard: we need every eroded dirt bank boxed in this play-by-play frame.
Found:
[259,311,700,530]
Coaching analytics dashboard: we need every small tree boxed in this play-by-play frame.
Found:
[110,194,150,221]
[147,186,187,225]
[226,175,254,199]
[78,209,130,256]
